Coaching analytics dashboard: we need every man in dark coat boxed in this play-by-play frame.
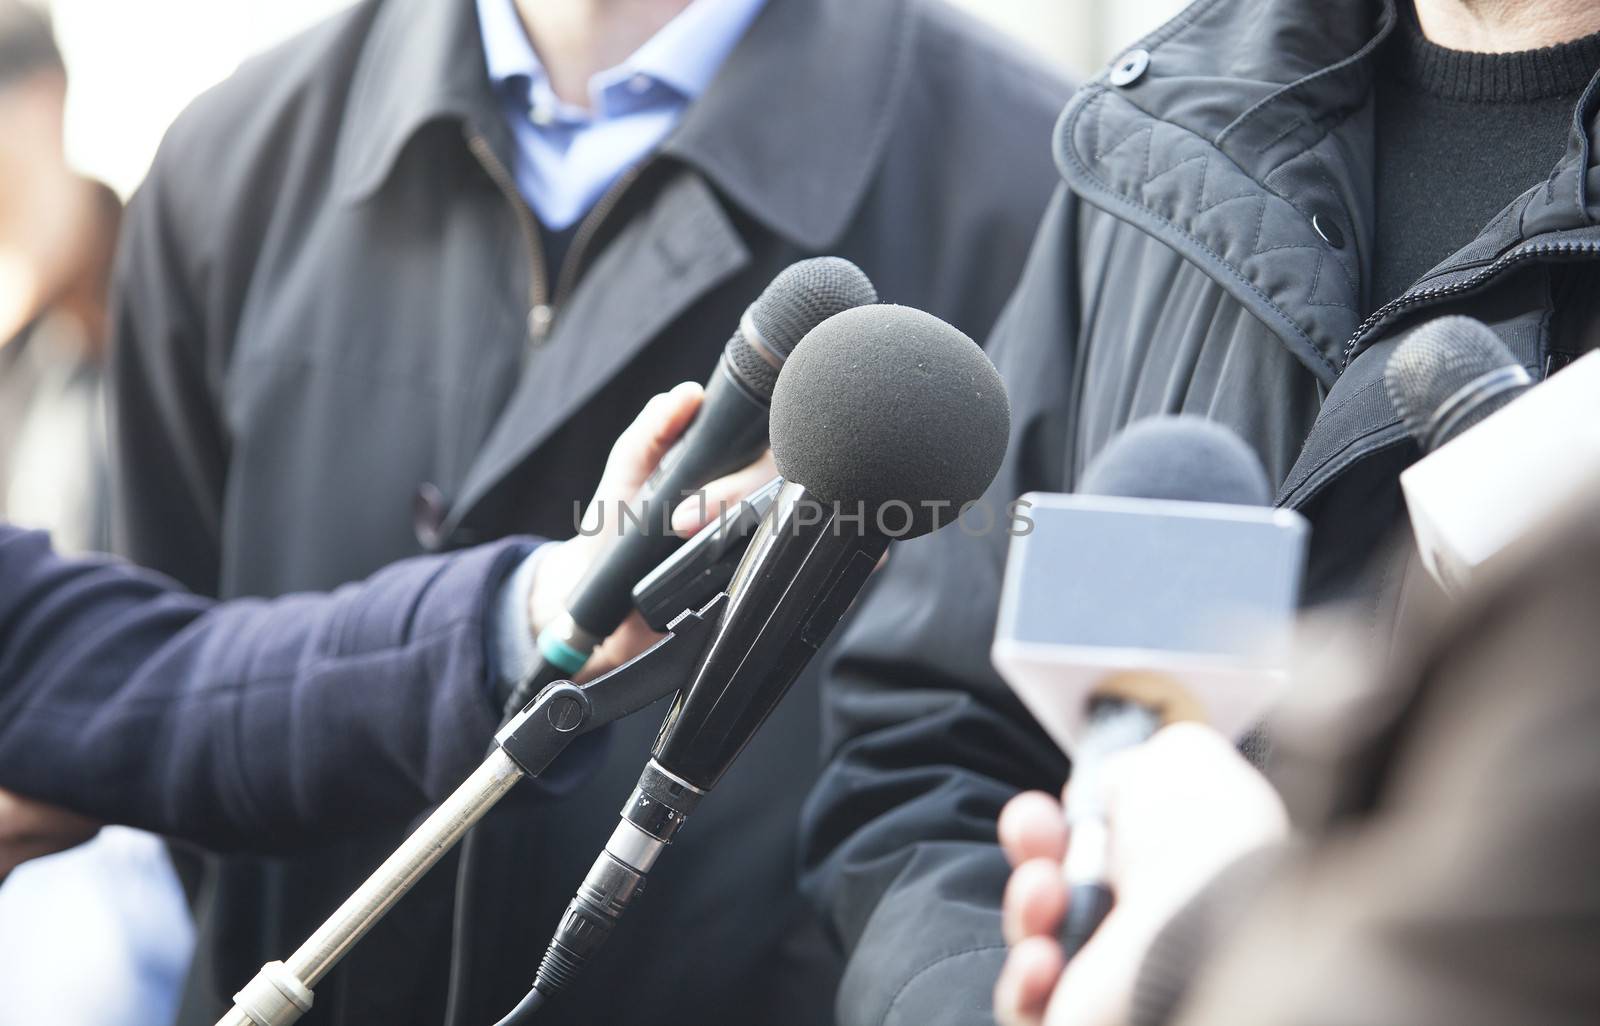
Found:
[801,1,1600,1023]
[107,0,1069,1023]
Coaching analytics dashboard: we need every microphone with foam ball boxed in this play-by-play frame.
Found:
[1384,315,1600,594]
[990,416,1310,960]
[510,257,878,716]
[504,305,1012,1021]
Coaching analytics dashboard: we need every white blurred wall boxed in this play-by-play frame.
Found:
[945,0,1191,76]
[45,0,1192,198]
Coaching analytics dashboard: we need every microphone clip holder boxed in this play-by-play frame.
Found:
[497,592,728,776]
[213,593,729,1026]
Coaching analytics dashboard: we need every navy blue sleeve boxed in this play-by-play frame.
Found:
[0,526,580,851]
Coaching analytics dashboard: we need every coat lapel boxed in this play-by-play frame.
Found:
[444,170,751,534]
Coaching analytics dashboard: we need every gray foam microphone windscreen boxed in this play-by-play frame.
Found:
[769,304,1011,538]
[1079,416,1272,506]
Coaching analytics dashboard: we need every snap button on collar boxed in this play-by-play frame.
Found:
[1312,212,1345,249]
[1109,49,1150,87]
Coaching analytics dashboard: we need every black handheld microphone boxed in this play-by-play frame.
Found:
[1379,315,1587,594]
[510,258,877,715]
[1384,315,1532,454]
[507,305,1012,1020]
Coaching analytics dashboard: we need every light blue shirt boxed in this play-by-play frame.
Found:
[476,0,769,231]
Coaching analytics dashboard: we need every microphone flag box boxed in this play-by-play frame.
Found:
[991,493,1308,755]
[1401,350,1600,593]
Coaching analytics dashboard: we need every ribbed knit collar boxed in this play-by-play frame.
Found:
[1390,3,1600,101]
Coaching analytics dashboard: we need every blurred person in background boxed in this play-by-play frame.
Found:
[0,4,194,1023]
[106,0,1069,1024]
[801,0,1600,1022]
[992,485,1600,1026]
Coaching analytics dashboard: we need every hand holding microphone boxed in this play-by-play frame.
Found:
[988,415,1307,1026]
[514,258,877,712]
[995,726,1286,1026]
[524,382,708,683]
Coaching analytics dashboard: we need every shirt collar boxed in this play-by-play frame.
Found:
[475,0,768,112]
[336,0,909,250]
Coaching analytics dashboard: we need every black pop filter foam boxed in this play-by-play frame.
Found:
[770,304,1011,538]
[1080,416,1271,506]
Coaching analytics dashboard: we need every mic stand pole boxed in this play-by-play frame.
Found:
[212,595,729,1026]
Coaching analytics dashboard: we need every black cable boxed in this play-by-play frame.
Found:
[493,986,547,1026]
[442,823,485,1024]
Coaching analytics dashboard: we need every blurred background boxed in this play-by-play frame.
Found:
[40,0,1191,198]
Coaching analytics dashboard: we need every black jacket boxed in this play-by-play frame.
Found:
[801,1,1600,1023]
[107,0,1069,1023]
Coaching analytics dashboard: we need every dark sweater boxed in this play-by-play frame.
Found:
[1372,9,1600,309]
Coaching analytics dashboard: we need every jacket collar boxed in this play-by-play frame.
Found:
[333,0,907,250]
[1053,0,1600,385]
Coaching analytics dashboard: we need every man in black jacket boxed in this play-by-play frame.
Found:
[802,1,1600,1024]
[108,0,1068,1023]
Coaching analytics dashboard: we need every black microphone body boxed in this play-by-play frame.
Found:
[529,485,889,998]
[653,484,889,786]
[564,357,772,640]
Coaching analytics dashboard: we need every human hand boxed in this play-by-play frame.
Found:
[529,383,777,682]
[0,787,99,884]
[994,724,1288,1026]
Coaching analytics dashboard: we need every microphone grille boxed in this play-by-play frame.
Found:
[1383,316,1530,452]
[750,257,878,361]
[1080,416,1272,506]
[724,331,780,401]
[725,257,878,403]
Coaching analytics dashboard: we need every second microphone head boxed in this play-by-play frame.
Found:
[1080,416,1272,506]
[1383,315,1531,453]
[726,257,879,403]
[770,304,1011,538]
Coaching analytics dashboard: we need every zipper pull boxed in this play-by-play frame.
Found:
[528,304,554,343]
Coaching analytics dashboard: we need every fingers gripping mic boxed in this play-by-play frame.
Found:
[517,258,877,710]
[515,306,1012,1017]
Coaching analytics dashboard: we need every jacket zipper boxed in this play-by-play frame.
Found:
[1342,238,1600,367]
[466,129,551,343]
[553,166,643,308]
[467,127,645,346]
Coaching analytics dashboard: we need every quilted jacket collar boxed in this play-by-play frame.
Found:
[1054,0,1600,385]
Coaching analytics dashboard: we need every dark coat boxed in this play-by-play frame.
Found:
[106,0,1069,1022]
[0,526,539,850]
[800,1,1600,1023]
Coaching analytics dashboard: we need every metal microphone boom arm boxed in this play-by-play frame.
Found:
[212,594,730,1026]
